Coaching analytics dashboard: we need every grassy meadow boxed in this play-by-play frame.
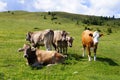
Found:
[0,11,120,80]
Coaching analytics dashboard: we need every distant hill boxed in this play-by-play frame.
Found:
[0,10,120,28]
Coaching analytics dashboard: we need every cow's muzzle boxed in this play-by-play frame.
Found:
[24,54,28,58]
[69,45,72,47]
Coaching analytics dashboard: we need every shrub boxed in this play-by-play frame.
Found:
[43,15,47,19]
[107,28,112,34]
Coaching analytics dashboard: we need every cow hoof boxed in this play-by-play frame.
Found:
[94,56,96,61]
[82,54,85,57]
[88,60,91,61]
[88,57,91,61]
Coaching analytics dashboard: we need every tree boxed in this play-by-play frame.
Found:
[48,11,51,15]
[112,15,115,19]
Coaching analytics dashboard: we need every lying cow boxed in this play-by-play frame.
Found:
[18,44,66,68]
[53,30,74,53]
[81,30,103,61]
[26,29,54,51]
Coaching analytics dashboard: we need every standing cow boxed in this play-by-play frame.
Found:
[53,30,74,53]
[26,29,54,51]
[52,30,68,53]
[61,36,74,54]
[81,30,103,61]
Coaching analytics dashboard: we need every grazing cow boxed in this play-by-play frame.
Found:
[53,30,73,53]
[26,29,54,51]
[18,44,67,67]
[81,30,103,61]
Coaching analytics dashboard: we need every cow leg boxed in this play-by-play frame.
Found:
[56,46,59,53]
[63,47,66,54]
[60,46,62,53]
[57,47,59,52]
[59,44,62,53]
[82,45,86,57]
[48,44,52,51]
[62,46,67,54]
[45,44,48,51]
[87,46,91,61]
[65,47,67,54]
[50,45,52,50]
[48,41,53,51]
[63,47,64,53]
[52,43,57,50]
[45,43,50,51]
[63,47,67,54]
[94,43,98,61]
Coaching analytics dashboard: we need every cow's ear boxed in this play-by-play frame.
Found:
[18,48,24,52]
[100,34,103,37]
[89,33,93,37]
[28,32,33,36]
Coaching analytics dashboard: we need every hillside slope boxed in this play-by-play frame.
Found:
[0,11,120,80]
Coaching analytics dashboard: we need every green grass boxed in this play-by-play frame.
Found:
[0,11,120,80]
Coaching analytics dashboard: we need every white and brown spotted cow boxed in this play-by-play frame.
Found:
[81,30,103,61]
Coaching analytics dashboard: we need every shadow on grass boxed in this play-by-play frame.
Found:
[97,57,119,66]
[66,53,82,61]
[63,53,83,65]
[64,53,119,66]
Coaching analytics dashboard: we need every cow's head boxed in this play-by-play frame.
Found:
[26,32,33,42]
[61,30,69,41]
[18,44,43,68]
[66,36,74,47]
[18,44,36,59]
[93,31,103,45]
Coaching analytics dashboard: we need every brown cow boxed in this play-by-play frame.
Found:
[18,44,66,68]
[26,29,54,51]
[82,30,103,61]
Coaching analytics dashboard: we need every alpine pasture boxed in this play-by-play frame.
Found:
[0,11,120,80]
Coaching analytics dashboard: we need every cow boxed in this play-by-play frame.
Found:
[26,29,54,51]
[53,30,74,53]
[61,36,74,54]
[18,44,67,68]
[52,30,68,53]
[81,30,103,61]
[66,36,74,48]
